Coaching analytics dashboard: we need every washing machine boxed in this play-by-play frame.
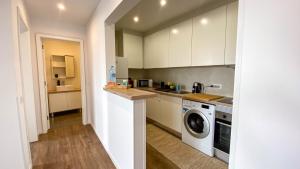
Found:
[182,99,215,156]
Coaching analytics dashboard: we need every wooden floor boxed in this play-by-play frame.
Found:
[31,111,228,169]
[31,111,116,169]
[49,110,83,129]
[147,124,228,169]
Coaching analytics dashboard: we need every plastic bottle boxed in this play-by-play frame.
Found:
[109,65,116,82]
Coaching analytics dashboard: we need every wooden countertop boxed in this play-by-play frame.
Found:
[48,89,81,94]
[183,93,224,102]
[104,87,157,100]
[115,87,232,106]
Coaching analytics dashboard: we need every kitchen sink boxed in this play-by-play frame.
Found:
[154,88,171,92]
[56,85,74,91]
[154,88,189,94]
[169,91,190,94]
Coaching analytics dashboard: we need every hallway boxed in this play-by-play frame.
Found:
[30,113,116,169]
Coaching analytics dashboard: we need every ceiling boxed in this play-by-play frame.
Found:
[24,0,101,26]
[116,0,225,33]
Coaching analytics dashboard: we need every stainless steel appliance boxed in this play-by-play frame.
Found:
[138,79,151,87]
[214,98,233,163]
[192,82,204,93]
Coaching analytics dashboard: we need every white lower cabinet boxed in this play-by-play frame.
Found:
[146,94,182,133]
[49,91,82,113]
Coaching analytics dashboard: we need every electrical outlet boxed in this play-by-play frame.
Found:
[211,84,222,89]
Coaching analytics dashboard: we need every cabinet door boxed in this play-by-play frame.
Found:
[66,92,82,110]
[225,1,238,65]
[169,19,193,67]
[192,6,227,66]
[144,29,170,68]
[146,96,161,121]
[153,29,170,68]
[65,55,75,77]
[144,35,155,68]
[48,93,67,113]
[159,95,182,133]
[123,33,143,68]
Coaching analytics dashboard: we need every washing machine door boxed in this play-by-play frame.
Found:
[184,109,210,138]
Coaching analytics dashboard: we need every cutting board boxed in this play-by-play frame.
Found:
[183,93,223,102]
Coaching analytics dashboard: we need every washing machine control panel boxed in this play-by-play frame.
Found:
[183,99,214,112]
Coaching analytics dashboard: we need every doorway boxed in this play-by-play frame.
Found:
[36,35,87,133]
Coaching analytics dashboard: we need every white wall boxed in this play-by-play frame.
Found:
[30,17,86,134]
[86,0,144,167]
[0,0,32,168]
[86,0,123,145]
[230,0,300,169]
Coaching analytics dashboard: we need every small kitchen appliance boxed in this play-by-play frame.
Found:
[138,79,151,87]
[192,82,204,93]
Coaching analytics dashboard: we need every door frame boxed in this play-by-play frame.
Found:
[16,6,33,169]
[36,34,87,133]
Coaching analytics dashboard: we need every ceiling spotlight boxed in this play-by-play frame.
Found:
[200,18,208,25]
[160,0,167,7]
[57,3,66,11]
[172,29,179,34]
[133,16,139,23]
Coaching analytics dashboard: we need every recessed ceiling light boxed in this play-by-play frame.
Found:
[160,0,167,7]
[200,18,208,25]
[172,29,179,34]
[133,16,139,23]
[57,3,66,11]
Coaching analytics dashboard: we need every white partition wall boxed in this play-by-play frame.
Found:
[230,0,300,169]
[106,93,146,169]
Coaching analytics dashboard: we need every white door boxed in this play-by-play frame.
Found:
[16,9,32,167]
[225,1,239,65]
[192,5,227,66]
[19,31,38,142]
[37,41,50,132]
[169,19,193,67]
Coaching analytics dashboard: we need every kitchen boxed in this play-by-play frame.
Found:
[112,0,237,168]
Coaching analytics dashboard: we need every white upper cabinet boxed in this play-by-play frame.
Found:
[144,29,170,68]
[225,1,238,65]
[144,34,154,68]
[123,33,143,68]
[169,19,193,67]
[192,6,227,66]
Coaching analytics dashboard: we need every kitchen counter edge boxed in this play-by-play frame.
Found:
[104,87,157,100]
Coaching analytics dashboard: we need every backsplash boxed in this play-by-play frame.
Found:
[129,66,235,97]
